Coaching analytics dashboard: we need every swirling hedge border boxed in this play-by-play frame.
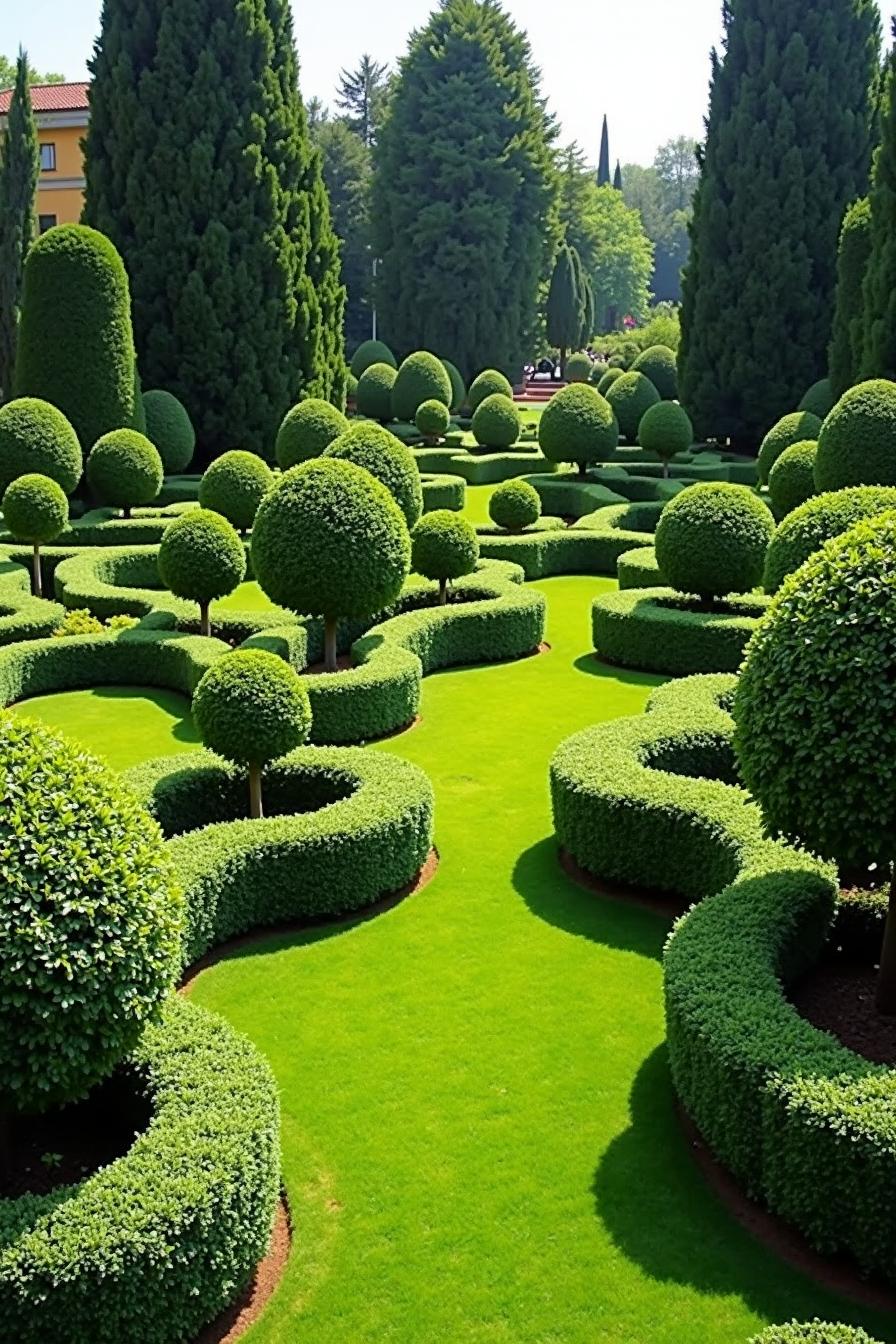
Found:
[476,501,667,580]
[591,587,771,675]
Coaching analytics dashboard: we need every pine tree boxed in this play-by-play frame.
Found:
[83,0,345,462]
[613,160,623,192]
[546,243,583,373]
[829,197,872,395]
[680,0,880,449]
[597,115,611,187]
[335,55,391,148]
[372,0,558,382]
[862,35,896,380]
[0,52,38,402]
[314,117,374,351]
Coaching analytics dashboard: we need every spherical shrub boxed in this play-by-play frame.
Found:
[324,421,423,527]
[86,428,164,515]
[762,485,896,592]
[767,440,818,516]
[350,339,397,379]
[198,450,274,531]
[605,371,662,440]
[0,397,82,494]
[415,399,450,443]
[750,1326,882,1344]
[472,393,521,449]
[597,367,625,396]
[275,397,348,469]
[565,352,592,384]
[157,507,247,634]
[3,473,68,543]
[798,379,836,420]
[757,411,823,485]
[654,482,775,600]
[631,344,678,399]
[588,363,607,386]
[814,379,896,491]
[0,714,181,1113]
[489,479,541,531]
[356,362,398,421]
[538,383,618,474]
[391,351,453,422]
[608,354,627,370]
[637,401,693,465]
[442,359,466,413]
[411,509,479,602]
[468,368,513,413]
[142,389,196,473]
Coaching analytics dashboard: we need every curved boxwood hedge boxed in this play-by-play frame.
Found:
[592,587,770,675]
[0,556,64,643]
[477,500,666,580]
[616,545,661,589]
[413,445,552,485]
[421,472,465,513]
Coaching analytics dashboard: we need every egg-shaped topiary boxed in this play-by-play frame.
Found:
[654,482,775,600]
[597,367,625,396]
[637,401,693,474]
[631,344,678,400]
[538,383,618,475]
[252,457,411,670]
[762,484,896,592]
[356,362,398,422]
[415,399,450,444]
[442,359,466,413]
[472,393,521,449]
[565,352,592,384]
[2,472,69,597]
[142,389,196,473]
[757,411,823,485]
[605,371,661,440]
[0,713,182,1113]
[86,428,164,516]
[275,397,348,470]
[468,368,514,413]
[608,354,628,370]
[324,421,423,527]
[798,379,836,420]
[391,351,453,423]
[767,440,818,517]
[192,650,312,818]
[750,1327,883,1344]
[157,507,247,636]
[489,479,542,532]
[814,379,896,491]
[411,509,479,603]
[0,397,82,495]
[198,450,274,532]
[350,339,397,379]
[588,363,607,386]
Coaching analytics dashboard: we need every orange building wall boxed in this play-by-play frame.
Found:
[34,120,87,228]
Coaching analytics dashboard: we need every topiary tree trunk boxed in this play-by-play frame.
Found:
[324,615,339,672]
[248,762,264,821]
[31,543,42,598]
[198,601,211,639]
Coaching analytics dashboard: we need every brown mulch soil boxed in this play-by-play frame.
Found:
[559,847,690,920]
[193,1197,291,1344]
[791,959,896,1066]
[303,653,354,675]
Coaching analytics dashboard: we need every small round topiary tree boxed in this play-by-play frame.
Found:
[86,429,164,517]
[597,367,625,396]
[471,394,521,449]
[814,379,896,491]
[637,402,693,476]
[275,397,348,470]
[605,371,662,441]
[631,344,678,399]
[441,359,466,413]
[489,479,541,532]
[798,379,836,420]
[757,410,823,485]
[750,1326,883,1344]
[198,451,274,532]
[735,511,896,1012]
[654,482,775,602]
[142,389,196,474]
[608,354,628,370]
[588,362,607,387]
[2,473,68,596]
[468,368,513,413]
[0,397,82,495]
[192,649,312,819]
[415,399,450,445]
[538,383,618,476]
[565,352,592,384]
[252,458,411,671]
[356,362,398,422]
[411,509,479,604]
[350,339,397,379]
[763,485,896,592]
[324,421,423,527]
[391,351,453,423]
[157,507,247,636]
[767,440,818,517]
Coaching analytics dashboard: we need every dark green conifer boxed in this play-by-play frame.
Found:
[613,160,623,192]
[862,35,896,380]
[597,115,611,187]
[546,244,583,375]
[829,197,872,396]
[0,52,38,402]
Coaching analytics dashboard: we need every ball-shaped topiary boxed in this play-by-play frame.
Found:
[468,368,514,413]
[391,351,453,423]
[356,362,398,422]
[192,650,312,818]
[252,458,411,669]
[472,393,521,449]
[814,379,896,491]
[757,411,823,485]
[442,359,466,413]
[411,509,479,603]
[762,485,896,592]
[2,472,68,597]
[605,371,662,440]
[198,450,274,532]
[0,714,182,1113]
[142,389,196,474]
[637,401,693,473]
[767,440,818,517]
[565,352,592,384]
[157,507,247,636]
[750,1327,882,1344]
[324,421,423,527]
[608,354,628,370]
[798,379,836,420]
[489,479,542,531]
[0,397,82,495]
[654,482,775,600]
[86,428,164,516]
[538,383,618,475]
[597,367,625,396]
[415,399,450,444]
[588,362,607,386]
[275,397,349,469]
[631,344,678,399]
[350,339,397,379]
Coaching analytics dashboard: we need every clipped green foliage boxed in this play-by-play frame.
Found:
[830,199,873,397]
[356,362,398,421]
[2,473,68,544]
[468,368,513,412]
[757,411,823,484]
[489,479,541,531]
[631,344,678,399]
[814,378,896,489]
[798,378,837,419]
[346,371,358,401]
[605,370,661,439]
[415,399,450,442]
[391,351,453,422]
[751,1326,883,1344]
[276,397,349,469]
[564,352,592,384]
[157,507,247,631]
[0,397,82,494]
[472,393,521,448]
[198,450,274,531]
[324,421,423,527]
[655,482,774,599]
[193,649,312,768]
[539,383,619,473]
[412,509,480,599]
[142,389,196,473]
[597,367,624,395]
[767,440,818,515]
[637,401,693,465]
[441,358,466,413]
[608,354,627,370]
[350,339,397,378]
[763,484,896,591]
[592,587,768,674]
[86,429,164,514]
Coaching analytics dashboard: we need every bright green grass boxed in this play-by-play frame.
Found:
[12,486,895,1343]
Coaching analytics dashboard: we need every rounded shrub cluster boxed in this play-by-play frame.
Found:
[489,479,542,531]
[142,389,196,473]
[750,1327,883,1344]
[539,383,618,473]
[757,410,823,485]
[194,650,312,769]
[767,440,817,516]
[798,379,836,420]
[814,379,896,491]
[608,354,628,370]
[637,401,693,463]
[411,509,480,601]
[468,368,513,413]
[605,370,662,440]
[356,362,398,421]
[441,359,466,413]
[631,344,678,399]
[350,339,397,379]
[3,473,68,544]
[324,421,423,527]
[198,450,274,531]
[763,484,896,592]
[157,507,247,634]
[86,428,164,514]
[565,352,592,383]
[346,371,358,402]
[391,351,453,422]
[275,397,348,469]
[415,399,450,443]
[0,397,82,495]
[597,367,625,396]
[655,482,775,600]
[472,393,521,449]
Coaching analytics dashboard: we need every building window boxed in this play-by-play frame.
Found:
[40,143,56,172]
[38,214,57,234]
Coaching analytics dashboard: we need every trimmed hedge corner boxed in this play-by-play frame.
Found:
[592,587,770,675]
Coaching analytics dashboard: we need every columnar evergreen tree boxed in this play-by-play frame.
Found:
[84,0,345,461]
[829,197,872,396]
[371,0,558,381]
[546,244,583,374]
[680,0,880,449]
[0,52,38,403]
[613,160,623,192]
[597,115,611,187]
[862,34,896,381]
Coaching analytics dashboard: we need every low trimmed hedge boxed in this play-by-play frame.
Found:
[616,545,661,589]
[421,472,465,512]
[0,557,64,643]
[592,588,770,675]
[412,445,553,485]
[477,498,665,580]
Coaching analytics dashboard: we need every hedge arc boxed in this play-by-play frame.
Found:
[591,588,771,675]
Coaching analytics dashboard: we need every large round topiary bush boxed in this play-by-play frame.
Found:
[814,379,896,491]
[565,352,592,384]
[142,389,196,474]
[654,482,775,600]
[631,344,678,399]
[0,713,182,1114]
[415,399,450,444]
[0,397,82,495]
[767,440,818,516]
[411,509,479,603]
[637,401,693,474]
[798,379,836,420]
[442,359,466,413]
[472,393,521,449]
[356,362,398,422]
[750,1327,883,1344]
[757,410,823,485]
[350,339,397,379]
[597,368,625,396]
[605,371,662,440]
[86,428,164,516]
[157,507,247,635]
[489,479,541,532]
[391,351,453,423]
[198,450,274,532]
[324,421,423,527]
[538,383,618,475]
[2,473,68,596]
[275,397,348,470]
[468,368,514,413]
[762,485,896,592]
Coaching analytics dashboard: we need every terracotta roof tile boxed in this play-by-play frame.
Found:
[0,82,89,115]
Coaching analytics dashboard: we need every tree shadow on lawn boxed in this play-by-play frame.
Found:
[572,652,665,690]
[88,684,201,745]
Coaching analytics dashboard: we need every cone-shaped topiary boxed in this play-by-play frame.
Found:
[763,484,896,591]
[0,397,82,495]
[276,398,349,470]
[565,352,592,384]
[597,367,624,396]
[356,363,398,421]
[86,429,164,517]
[192,649,312,818]
[768,440,818,516]
[605,371,661,440]
[814,378,896,489]
[631,345,678,399]
[539,383,618,475]
[157,507,247,636]
[350,339,397,379]
[637,402,693,476]
[391,351,453,423]
[799,378,837,419]
[757,411,823,485]
[2,473,68,596]
[654,481,774,600]
[442,359,466,413]
[469,368,513,413]
[411,509,479,604]
[489,479,541,531]
[198,450,274,532]
[415,399,450,444]
[142,389,196,474]
[324,421,423,527]
[472,393,520,449]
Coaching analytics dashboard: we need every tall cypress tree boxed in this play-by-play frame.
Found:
[613,160,623,192]
[862,35,896,380]
[0,52,38,403]
[372,0,558,381]
[680,0,880,449]
[546,243,583,373]
[84,0,345,461]
[597,116,611,187]
[829,197,872,395]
